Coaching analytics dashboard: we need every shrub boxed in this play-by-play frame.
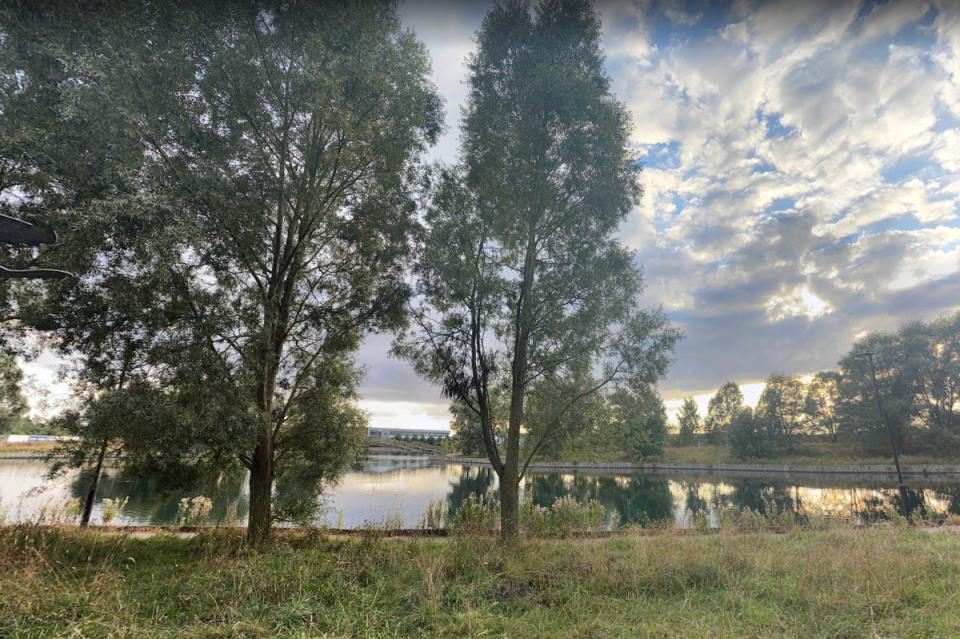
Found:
[521,496,608,537]
[450,493,497,534]
[176,496,213,528]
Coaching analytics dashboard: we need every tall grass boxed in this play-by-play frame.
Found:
[2,523,959,637]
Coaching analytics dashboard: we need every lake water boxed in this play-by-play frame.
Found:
[1,454,958,528]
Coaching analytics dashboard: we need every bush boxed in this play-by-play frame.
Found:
[521,496,608,537]
[177,496,213,528]
[450,493,497,534]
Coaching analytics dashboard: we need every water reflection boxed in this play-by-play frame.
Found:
[1,455,958,528]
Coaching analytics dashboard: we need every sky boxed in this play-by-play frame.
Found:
[21,0,960,430]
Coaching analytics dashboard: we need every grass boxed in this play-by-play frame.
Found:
[538,438,959,468]
[0,441,59,456]
[2,524,959,638]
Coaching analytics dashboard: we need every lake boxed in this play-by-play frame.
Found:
[2,454,958,528]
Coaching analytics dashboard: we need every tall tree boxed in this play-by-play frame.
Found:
[837,331,914,451]
[804,371,841,443]
[676,396,700,446]
[836,314,960,452]
[728,407,769,459]
[610,387,668,459]
[397,0,679,536]
[756,373,806,451]
[703,382,743,443]
[900,315,960,443]
[9,2,442,544]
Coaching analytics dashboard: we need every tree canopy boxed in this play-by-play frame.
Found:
[704,382,743,443]
[4,1,442,544]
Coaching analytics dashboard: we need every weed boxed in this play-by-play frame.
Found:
[177,496,214,528]
[100,497,128,524]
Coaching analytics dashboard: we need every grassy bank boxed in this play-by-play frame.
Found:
[2,525,959,637]
[0,441,59,456]
[529,439,958,468]
[658,441,953,467]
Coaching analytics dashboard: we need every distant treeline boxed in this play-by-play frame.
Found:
[678,313,960,459]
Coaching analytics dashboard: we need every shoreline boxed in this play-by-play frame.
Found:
[430,455,960,478]
[5,450,960,479]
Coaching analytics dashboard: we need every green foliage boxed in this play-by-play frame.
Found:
[271,358,369,524]
[0,356,27,434]
[176,496,213,528]
[805,371,841,442]
[703,382,743,443]
[447,401,488,456]
[836,313,960,454]
[676,396,700,446]
[728,408,771,459]
[756,373,807,451]
[418,499,446,530]
[609,387,668,459]
[450,493,498,534]
[522,495,608,536]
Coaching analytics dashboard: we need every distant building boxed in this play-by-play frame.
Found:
[367,427,449,441]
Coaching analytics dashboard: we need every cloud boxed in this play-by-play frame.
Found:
[603,0,960,402]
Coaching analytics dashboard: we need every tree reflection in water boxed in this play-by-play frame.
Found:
[446,466,495,521]
[70,466,248,526]
[526,473,674,527]
[47,459,960,529]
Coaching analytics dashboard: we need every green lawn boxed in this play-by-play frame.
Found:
[3,525,959,638]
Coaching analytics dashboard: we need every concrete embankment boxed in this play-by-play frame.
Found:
[429,456,960,480]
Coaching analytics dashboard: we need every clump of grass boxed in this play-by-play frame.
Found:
[418,499,446,530]
[177,495,213,528]
[100,497,129,524]
[450,493,498,534]
[30,498,81,525]
[522,495,608,536]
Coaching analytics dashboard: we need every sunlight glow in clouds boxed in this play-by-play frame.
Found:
[765,286,832,321]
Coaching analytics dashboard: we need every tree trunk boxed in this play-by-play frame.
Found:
[499,230,537,539]
[79,439,108,526]
[247,429,273,545]
[499,463,520,537]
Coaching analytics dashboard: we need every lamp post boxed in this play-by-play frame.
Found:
[855,351,911,517]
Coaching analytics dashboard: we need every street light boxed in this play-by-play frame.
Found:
[854,351,911,517]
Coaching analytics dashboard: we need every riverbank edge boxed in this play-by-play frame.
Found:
[431,455,960,477]
[9,522,960,538]
[6,450,960,477]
